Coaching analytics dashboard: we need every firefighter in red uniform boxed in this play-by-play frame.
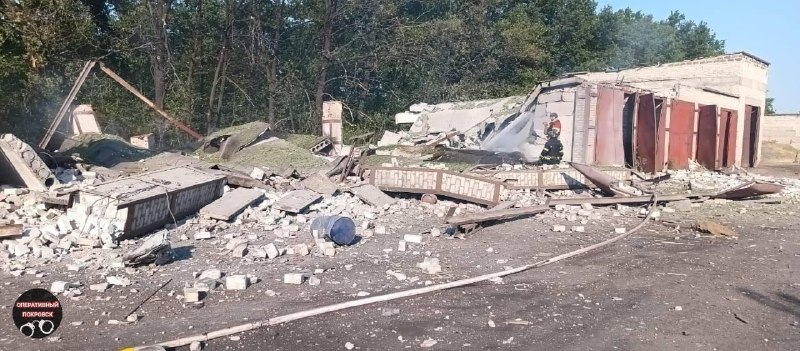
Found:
[539,113,563,165]
[545,112,561,138]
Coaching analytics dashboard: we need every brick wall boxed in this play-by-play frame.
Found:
[577,52,769,167]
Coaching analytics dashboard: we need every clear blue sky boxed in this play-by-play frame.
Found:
[598,0,799,113]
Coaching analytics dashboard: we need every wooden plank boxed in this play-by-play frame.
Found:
[273,190,322,213]
[199,188,264,221]
[0,224,23,239]
[98,63,203,140]
[302,173,338,195]
[349,184,396,207]
[446,205,550,226]
[547,194,694,206]
[39,60,96,149]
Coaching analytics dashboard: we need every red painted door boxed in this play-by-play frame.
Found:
[668,99,695,169]
[696,104,718,169]
[635,93,657,172]
[595,87,625,166]
[718,109,738,168]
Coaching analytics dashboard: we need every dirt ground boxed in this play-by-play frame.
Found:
[1,180,799,350]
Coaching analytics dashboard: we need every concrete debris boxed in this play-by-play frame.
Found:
[90,282,111,292]
[404,234,422,244]
[184,287,201,302]
[283,273,305,285]
[123,231,173,266]
[225,275,249,290]
[417,257,442,274]
[200,187,265,221]
[552,225,566,232]
[51,281,79,293]
[106,276,131,287]
[199,269,223,280]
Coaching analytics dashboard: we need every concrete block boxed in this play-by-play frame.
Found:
[283,273,305,285]
[184,287,201,302]
[293,244,309,256]
[552,225,566,232]
[397,240,407,252]
[571,226,585,233]
[323,247,336,257]
[194,278,218,292]
[614,228,626,234]
[249,247,267,258]
[199,269,223,280]
[265,243,280,259]
[90,282,110,292]
[225,275,248,290]
[404,234,423,244]
[231,243,248,257]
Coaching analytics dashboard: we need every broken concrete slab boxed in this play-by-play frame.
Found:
[273,190,322,213]
[200,187,264,221]
[377,131,403,147]
[75,167,225,240]
[0,134,57,191]
[349,184,396,208]
[301,173,338,195]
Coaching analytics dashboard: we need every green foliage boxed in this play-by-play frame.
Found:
[0,0,727,146]
[766,97,775,115]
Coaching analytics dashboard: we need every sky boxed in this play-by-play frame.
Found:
[598,0,799,113]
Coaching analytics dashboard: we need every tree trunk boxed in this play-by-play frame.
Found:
[145,0,170,144]
[185,0,204,123]
[206,0,234,134]
[267,0,283,128]
[314,0,334,132]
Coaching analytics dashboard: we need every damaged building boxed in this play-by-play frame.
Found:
[399,52,770,171]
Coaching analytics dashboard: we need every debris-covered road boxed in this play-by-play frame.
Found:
[2,196,799,350]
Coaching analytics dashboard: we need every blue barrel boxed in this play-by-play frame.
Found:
[310,216,356,245]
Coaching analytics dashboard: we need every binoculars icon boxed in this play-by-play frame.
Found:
[19,320,55,337]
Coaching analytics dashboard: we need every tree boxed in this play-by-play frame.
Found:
[766,97,775,115]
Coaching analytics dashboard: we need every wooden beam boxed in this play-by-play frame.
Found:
[39,60,96,149]
[0,224,23,239]
[446,205,550,226]
[98,63,204,140]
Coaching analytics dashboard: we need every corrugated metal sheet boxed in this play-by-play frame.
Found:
[668,99,695,169]
[696,104,719,169]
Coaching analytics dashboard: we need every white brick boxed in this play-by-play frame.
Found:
[552,225,566,232]
[283,273,305,285]
[264,243,280,259]
[403,234,423,244]
[184,287,201,302]
[225,275,248,290]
